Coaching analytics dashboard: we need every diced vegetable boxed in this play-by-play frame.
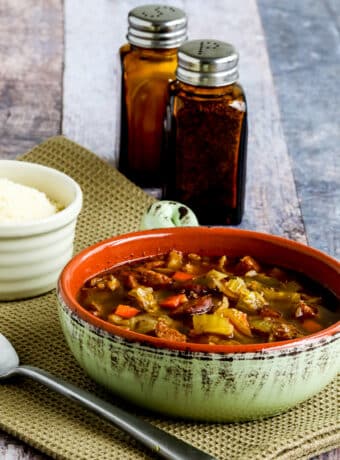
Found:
[252,274,283,288]
[249,318,273,335]
[115,304,140,318]
[128,286,159,313]
[182,262,201,275]
[222,308,252,337]
[107,313,135,328]
[193,314,234,337]
[172,271,194,282]
[214,296,230,316]
[167,250,183,270]
[78,250,337,345]
[107,276,121,291]
[188,253,201,262]
[205,269,228,289]
[223,277,247,299]
[132,314,158,334]
[237,290,266,312]
[262,288,300,305]
[160,293,188,308]
[302,319,323,333]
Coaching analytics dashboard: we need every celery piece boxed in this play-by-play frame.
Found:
[202,269,227,294]
[133,314,158,334]
[107,314,136,330]
[249,318,273,335]
[262,288,300,306]
[214,296,230,314]
[223,277,247,300]
[222,308,252,337]
[204,269,228,290]
[193,313,234,337]
[252,274,283,288]
[237,290,266,312]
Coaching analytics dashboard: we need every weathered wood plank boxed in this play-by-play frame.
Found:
[0,0,63,456]
[257,0,340,258]
[0,431,47,459]
[62,0,118,163]
[0,0,63,159]
[63,0,305,241]
[0,0,336,458]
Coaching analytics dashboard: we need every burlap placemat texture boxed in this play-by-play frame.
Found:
[0,136,338,460]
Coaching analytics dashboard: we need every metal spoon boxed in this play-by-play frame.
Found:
[0,333,216,460]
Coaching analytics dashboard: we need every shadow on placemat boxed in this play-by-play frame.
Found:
[0,137,339,460]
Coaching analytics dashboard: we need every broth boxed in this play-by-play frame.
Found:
[78,250,339,345]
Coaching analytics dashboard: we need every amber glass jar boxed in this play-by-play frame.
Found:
[163,39,248,225]
[118,5,187,189]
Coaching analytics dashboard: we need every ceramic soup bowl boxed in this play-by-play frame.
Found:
[57,227,340,422]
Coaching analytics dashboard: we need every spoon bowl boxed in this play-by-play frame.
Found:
[0,333,215,460]
[0,333,19,377]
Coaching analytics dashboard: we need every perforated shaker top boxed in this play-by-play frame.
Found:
[127,4,187,49]
[177,39,239,87]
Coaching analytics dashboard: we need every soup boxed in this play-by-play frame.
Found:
[78,250,339,345]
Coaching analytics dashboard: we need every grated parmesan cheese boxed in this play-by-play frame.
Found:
[0,178,58,223]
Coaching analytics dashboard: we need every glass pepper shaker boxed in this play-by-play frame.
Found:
[118,4,187,189]
[163,39,248,225]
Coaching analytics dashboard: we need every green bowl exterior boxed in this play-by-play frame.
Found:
[58,294,340,422]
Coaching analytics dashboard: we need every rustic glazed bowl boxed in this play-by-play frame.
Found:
[0,160,82,300]
[57,228,340,422]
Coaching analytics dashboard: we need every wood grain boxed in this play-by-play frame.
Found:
[0,0,63,159]
[0,432,46,459]
[0,0,337,459]
[62,0,118,163]
[257,0,340,258]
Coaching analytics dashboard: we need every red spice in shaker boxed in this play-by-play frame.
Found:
[163,39,248,224]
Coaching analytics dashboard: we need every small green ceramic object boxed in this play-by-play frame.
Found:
[57,227,340,422]
[140,201,199,230]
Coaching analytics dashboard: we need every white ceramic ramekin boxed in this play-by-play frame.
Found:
[0,160,82,300]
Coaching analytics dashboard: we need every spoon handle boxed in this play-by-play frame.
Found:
[15,365,217,460]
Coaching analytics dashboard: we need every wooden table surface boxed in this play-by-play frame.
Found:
[0,0,339,458]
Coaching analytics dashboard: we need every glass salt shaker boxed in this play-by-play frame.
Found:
[163,39,248,225]
[118,4,187,189]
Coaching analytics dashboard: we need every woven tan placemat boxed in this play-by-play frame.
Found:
[0,136,338,460]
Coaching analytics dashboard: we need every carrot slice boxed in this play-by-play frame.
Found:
[115,304,140,318]
[160,293,188,308]
[302,319,323,333]
[172,271,194,282]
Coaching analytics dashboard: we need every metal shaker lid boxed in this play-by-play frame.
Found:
[127,4,187,49]
[176,39,239,86]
